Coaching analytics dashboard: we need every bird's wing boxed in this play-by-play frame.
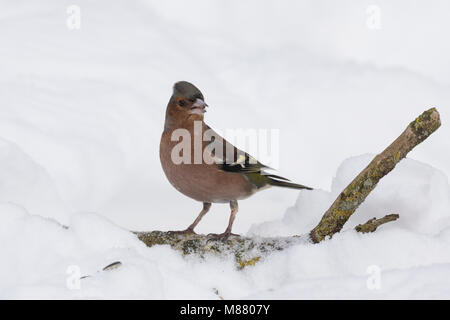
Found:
[203,124,290,180]
[203,124,264,171]
[203,124,313,190]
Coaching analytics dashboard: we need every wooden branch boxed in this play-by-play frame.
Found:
[355,214,400,233]
[309,108,440,243]
[132,108,440,264]
[135,231,304,268]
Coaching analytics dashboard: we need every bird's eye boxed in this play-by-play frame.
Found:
[178,100,186,106]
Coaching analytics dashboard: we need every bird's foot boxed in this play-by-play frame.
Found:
[207,231,240,242]
[168,228,196,235]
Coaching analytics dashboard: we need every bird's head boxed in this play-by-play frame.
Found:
[166,81,208,125]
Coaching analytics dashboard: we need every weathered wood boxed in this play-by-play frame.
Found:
[309,108,440,243]
[135,231,305,268]
[355,214,400,233]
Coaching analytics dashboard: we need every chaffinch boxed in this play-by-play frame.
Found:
[160,81,312,240]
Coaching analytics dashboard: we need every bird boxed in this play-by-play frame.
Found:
[160,81,312,240]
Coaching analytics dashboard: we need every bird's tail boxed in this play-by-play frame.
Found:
[266,175,313,190]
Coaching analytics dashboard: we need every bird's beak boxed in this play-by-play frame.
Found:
[190,98,208,114]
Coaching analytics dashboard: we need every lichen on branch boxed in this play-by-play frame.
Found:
[355,214,400,233]
[135,231,305,268]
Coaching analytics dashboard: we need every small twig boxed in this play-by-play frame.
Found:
[355,214,400,233]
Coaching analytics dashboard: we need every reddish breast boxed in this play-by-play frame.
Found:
[159,129,253,203]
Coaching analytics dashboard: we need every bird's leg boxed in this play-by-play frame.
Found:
[208,200,239,241]
[187,202,212,232]
[169,202,211,235]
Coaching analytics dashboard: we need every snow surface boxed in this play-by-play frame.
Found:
[1,0,450,299]
[2,156,450,299]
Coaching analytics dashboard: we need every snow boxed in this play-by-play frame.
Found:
[1,0,450,299]
[2,154,450,299]
[0,139,70,223]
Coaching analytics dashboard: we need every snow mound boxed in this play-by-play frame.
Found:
[1,155,450,299]
[0,205,247,299]
[2,193,450,299]
[249,155,450,236]
[0,139,70,224]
